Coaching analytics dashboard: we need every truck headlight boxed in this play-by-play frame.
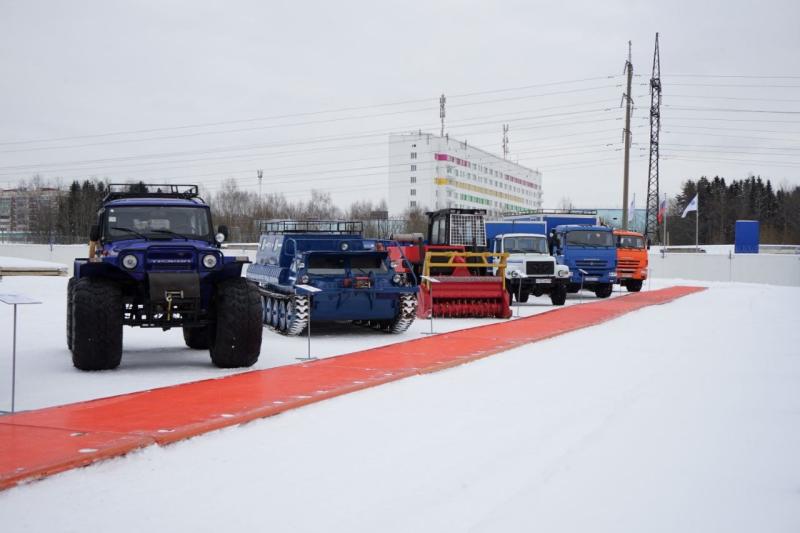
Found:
[202,254,218,269]
[557,270,569,278]
[300,275,310,284]
[121,254,138,270]
[392,273,402,284]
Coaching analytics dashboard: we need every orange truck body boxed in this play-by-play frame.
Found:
[613,229,648,292]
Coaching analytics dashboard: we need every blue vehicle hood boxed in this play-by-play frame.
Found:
[105,238,218,254]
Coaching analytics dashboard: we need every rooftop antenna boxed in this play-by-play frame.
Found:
[502,124,509,159]
[257,169,263,199]
[439,93,446,137]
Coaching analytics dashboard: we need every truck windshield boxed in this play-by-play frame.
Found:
[307,255,346,275]
[105,206,211,241]
[565,230,613,247]
[617,235,645,249]
[504,236,548,254]
[306,254,387,275]
[350,254,388,274]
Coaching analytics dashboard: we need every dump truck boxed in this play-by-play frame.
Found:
[549,224,617,298]
[68,184,262,370]
[246,220,418,334]
[388,209,511,318]
[613,229,648,292]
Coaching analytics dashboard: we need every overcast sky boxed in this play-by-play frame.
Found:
[1,0,798,210]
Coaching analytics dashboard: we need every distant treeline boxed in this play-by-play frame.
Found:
[15,175,799,246]
[16,177,427,244]
[668,176,800,245]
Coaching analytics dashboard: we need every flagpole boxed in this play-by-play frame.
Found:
[662,193,667,246]
[695,195,699,252]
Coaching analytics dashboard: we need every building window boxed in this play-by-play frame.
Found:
[410,152,417,159]
[410,164,416,171]
[410,176,416,183]
[410,200,417,207]
[410,189,416,196]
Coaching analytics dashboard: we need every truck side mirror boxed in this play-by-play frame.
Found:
[646,238,651,250]
[89,224,100,242]
[217,225,229,243]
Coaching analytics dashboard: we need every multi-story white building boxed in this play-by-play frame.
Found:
[387,132,543,216]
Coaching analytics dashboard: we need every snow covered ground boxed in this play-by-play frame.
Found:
[1,280,798,532]
[0,273,631,410]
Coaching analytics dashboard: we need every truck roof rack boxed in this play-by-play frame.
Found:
[502,208,598,217]
[257,220,363,235]
[104,183,201,202]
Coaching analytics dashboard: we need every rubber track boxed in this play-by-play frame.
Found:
[0,286,705,491]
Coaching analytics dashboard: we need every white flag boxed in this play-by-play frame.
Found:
[628,194,635,224]
[681,193,698,218]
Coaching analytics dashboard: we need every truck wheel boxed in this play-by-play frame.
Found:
[550,285,567,306]
[567,283,581,294]
[261,296,272,326]
[517,290,530,303]
[209,279,262,368]
[388,294,417,333]
[594,283,613,298]
[66,277,76,350]
[506,283,516,302]
[71,278,123,371]
[183,326,210,349]
[626,279,643,292]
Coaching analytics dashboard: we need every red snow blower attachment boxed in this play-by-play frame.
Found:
[418,251,511,318]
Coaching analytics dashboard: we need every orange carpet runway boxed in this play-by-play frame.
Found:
[0,286,704,490]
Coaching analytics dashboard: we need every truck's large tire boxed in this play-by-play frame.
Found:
[550,284,567,306]
[209,279,262,368]
[626,279,643,292]
[183,326,210,349]
[387,293,417,333]
[594,283,613,299]
[66,277,76,350]
[567,283,581,294]
[517,290,530,303]
[71,278,123,371]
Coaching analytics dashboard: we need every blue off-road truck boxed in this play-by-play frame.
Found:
[246,220,418,335]
[67,184,262,370]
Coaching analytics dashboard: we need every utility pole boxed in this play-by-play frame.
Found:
[257,169,263,199]
[621,41,633,230]
[644,33,662,243]
[502,124,509,159]
[439,94,446,137]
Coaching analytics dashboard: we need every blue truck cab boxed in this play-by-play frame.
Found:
[549,224,617,298]
[246,220,418,335]
[68,184,262,371]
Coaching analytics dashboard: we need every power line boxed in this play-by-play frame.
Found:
[658,142,800,151]
[0,93,619,154]
[664,105,800,114]
[1,125,622,174]
[666,74,800,79]
[650,82,800,88]
[660,94,800,104]
[0,78,620,147]
[662,154,800,167]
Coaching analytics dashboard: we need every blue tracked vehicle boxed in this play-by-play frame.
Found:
[68,184,262,370]
[246,220,418,335]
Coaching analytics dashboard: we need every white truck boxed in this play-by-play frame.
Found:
[490,232,570,305]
